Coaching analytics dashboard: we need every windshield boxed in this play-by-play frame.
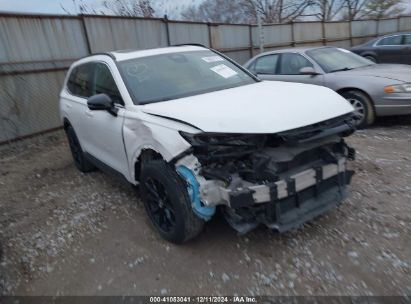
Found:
[307,47,374,73]
[118,50,256,104]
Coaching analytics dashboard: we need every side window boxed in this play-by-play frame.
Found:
[67,63,94,98]
[377,35,402,46]
[254,55,279,75]
[279,53,313,75]
[403,35,411,45]
[93,63,124,105]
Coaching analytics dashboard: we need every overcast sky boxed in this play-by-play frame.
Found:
[0,0,198,17]
[0,0,410,18]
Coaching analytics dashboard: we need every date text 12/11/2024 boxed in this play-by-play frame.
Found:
[149,296,257,303]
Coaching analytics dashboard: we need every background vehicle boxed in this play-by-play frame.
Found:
[350,32,411,64]
[60,45,356,244]
[244,46,411,128]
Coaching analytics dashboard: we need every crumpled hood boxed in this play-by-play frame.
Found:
[337,64,411,82]
[142,81,354,134]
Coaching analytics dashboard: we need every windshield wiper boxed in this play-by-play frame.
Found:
[329,67,353,73]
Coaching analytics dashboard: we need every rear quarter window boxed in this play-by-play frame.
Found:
[377,35,402,46]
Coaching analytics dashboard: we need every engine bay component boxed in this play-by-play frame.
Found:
[176,113,357,233]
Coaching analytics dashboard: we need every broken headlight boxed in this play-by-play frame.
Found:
[179,131,263,147]
[179,131,198,145]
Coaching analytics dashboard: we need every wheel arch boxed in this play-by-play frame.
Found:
[359,52,378,62]
[336,87,375,109]
[134,148,165,183]
[63,117,71,130]
[337,87,376,127]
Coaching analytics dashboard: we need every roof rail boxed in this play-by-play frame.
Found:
[172,43,209,48]
[76,52,116,62]
[90,52,116,60]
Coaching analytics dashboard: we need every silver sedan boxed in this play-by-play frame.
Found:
[244,46,411,127]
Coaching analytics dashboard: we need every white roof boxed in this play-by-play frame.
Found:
[111,45,206,61]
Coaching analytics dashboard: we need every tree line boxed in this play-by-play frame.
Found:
[67,0,405,23]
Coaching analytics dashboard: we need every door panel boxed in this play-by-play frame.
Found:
[83,107,128,176]
[80,62,129,178]
[375,35,406,63]
[65,63,94,147]
[259,53,324,86]
[402,35,411,64]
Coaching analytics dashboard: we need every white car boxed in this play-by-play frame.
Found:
[60,45,356,243]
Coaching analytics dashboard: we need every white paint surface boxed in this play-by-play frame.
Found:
[142,81,354,134]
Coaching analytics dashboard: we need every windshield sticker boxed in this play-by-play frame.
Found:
[337,48,351,53]
[210,64,238,79]
[202,56,224,63]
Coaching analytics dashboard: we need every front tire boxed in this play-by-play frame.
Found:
[341,90,375,128]
[65,125,95,172]
[140,160,205,244]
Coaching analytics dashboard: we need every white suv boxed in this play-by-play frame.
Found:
[60,45,356,243]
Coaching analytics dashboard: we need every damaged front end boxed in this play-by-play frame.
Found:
[174,113,357,234]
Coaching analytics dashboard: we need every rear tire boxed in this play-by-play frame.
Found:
[65,125,96,173]
[140,160,205,244]
[341,90,375,128]
[363,55,377,63]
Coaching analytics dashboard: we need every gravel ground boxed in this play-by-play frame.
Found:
[0,116,410,296]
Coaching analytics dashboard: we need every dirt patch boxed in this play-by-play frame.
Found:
[1,117,410,296]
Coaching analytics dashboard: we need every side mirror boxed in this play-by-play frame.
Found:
[87,94,118,116]
[299,67,319,76]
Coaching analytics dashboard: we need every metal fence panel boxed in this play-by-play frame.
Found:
[399,16,411,31]
[352,37,369,46]
[351,19,378,37]
[1,13,411,142]
[325,22,350,40]
[261,23,292,47]
[168,22,210,46]
[0,16,88,63]
[0,71,66,142]
[211,25,250,49]
[222,50,250,65]
[251,26,260,47]
[83,16,168,52]
[293,22,322,43]
[378,18,398,34]
[327,39,352,48]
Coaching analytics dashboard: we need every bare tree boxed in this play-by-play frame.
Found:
[342,0,368,20]
[181,0,250,23]
[313,0,346,21]
[61,0,155,17]
[103,0,155,17]
[363,0,402,18]
[243,0,317,23]
[182,0,316,24]
[60,0,97,14]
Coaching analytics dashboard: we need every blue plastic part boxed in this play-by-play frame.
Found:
[176,165,216,221]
